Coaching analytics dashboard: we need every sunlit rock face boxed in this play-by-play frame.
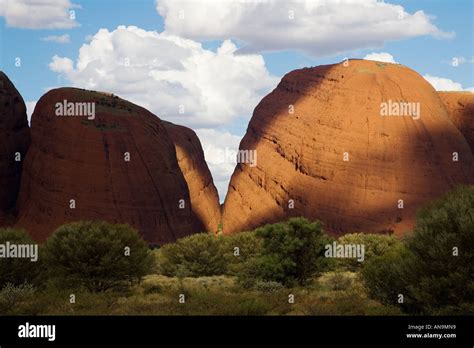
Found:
[223,60,473,236]
[163,121,221,234]
[438,91,474,151]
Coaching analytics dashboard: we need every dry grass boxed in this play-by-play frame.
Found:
[0,272,401,316]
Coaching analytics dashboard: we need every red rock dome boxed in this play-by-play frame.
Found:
[223,60,473,236]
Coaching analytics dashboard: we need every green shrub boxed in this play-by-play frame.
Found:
[0,282,36,314]
[0,228,42,287]
[254,280,284,293]
[43,221,154,292]
[362,186,474,314]
[235,257,262,288]
[154,231,262,277]
[238,218,334,287]
[361,244,416,310]
[222,231,263,275]
[406,185,474,313]
[336,233,402,271]
[156,233,226,277]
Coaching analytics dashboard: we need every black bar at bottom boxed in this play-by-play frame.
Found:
[0,315,472,346]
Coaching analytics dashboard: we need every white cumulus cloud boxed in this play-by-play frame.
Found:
[423,74,474,92]
[156,0,453,57]
[48,25,279,128]
[0,0,79,29]
[41,34,70,43]
[49,55,74,73]
[363,52,397,63]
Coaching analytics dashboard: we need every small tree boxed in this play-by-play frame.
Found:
[362,186,474,314]
[43,221,153,292]
[361,244,417,311]
[406,185,474,313]
[157,233,226,277]
[337,233,402,271]
[241,218,333,286]
[0,228,41,288]
[222,231,263,275]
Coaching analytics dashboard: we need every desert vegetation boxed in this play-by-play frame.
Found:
[0,186,472,316]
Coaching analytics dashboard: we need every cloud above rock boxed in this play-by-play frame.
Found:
[424,74,474,92]
[156,0,453,57]
[0,0,79,29]
[48,25,279,128]
[363,52,397,63]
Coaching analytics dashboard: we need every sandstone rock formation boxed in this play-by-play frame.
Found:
[163,121,221,234]
[223,60,474,236]
[0,72,31,223]
[438,92,474,151]
[16,88,200,244]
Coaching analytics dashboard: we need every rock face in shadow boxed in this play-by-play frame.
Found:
[163,121,221,234]
[223,60,474,236]
[16,88,200,244]
[438,92,474,151]
[0,72,31,224]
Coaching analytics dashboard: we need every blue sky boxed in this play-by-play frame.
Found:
[0,0,472,199]
[1,0,472,107]
[1,0,166,101]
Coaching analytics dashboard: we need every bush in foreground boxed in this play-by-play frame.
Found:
[362,186,474,314]
[43,221,153,292]
[0,282,36,314]
[361,244,417,311]
[238,218,333,287]
[336,233,402,271]
[222,231,263,275]
[0,228,41,288]
[157,230,263,277]
[156,233,226,277]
